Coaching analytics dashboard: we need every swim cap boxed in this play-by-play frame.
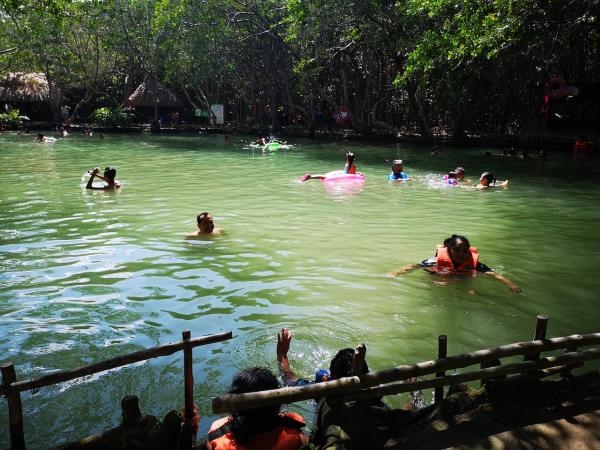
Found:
[315,369,330,382]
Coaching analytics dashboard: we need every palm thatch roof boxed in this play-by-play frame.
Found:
[0,72,51,103]
[127,77,183,108]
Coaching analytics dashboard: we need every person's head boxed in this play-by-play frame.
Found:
[103,167,117,181]
[479,172,495,187]
[229,367,282,443]
[391,159,404,174]
[329,348,369,379]
[443,235,472,266]
[346,152,355,165]
[197,212,215,233]
[454,167,465,180]
[315,368,331,383]
[447,171,457,179]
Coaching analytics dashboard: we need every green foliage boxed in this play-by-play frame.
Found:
[0,108,21,126]
[91,107,132,127]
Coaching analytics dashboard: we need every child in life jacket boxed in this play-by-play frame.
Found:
[387,234,522,293]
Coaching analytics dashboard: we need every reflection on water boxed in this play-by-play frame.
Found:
[1,132,599,447]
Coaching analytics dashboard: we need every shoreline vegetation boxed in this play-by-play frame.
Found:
[4,120,595,153]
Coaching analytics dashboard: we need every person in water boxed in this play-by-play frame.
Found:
[202,367,309,450]
[388,159,411,181]
[476,171,509,189]
[277,328,331,387]
[86,166,120,190]
[388,234,522,293]
[301,152,360,181]
[186,212,223,238]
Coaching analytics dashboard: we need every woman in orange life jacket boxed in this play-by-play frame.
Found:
[202,366,309,450]
[388,234,522,293]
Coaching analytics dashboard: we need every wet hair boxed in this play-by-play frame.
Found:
[447,171,457,179]
[103,167,117,181]
[329,348,369,379]
[480,172,495,186]
[346,152,355,165]
[197,212,210,226]
[443,234,470,249]
[229,367,282,444]
[454,167,465,176]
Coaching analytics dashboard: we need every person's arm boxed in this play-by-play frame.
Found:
[86,168,99,189]
[484,271,522,293]
[388,257,434,277]
[387,263,420,277]
[277,328,297,385]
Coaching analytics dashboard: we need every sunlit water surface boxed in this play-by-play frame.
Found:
[1,132,599,448]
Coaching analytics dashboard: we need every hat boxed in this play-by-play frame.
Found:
[392,159,403,165]
[315,369,330,383]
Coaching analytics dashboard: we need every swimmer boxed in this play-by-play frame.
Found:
[388,159,411,181]
[388,234,522,293]
[442,171,458,185]
[476,172,508,189]
[86,166,121,190]
[185,212,223,238]
[301,152,360,182]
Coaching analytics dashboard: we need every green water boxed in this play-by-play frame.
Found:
[1,132,599,448]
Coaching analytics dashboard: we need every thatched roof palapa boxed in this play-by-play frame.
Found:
[0,72,52,103]
[127,77,183,108]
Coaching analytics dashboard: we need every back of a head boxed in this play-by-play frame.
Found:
[346,152,355,164]
[330,348,369,379]
[229,367,282,443]
[104,167,116,180]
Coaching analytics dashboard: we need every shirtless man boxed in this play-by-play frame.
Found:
[186,212,223,239]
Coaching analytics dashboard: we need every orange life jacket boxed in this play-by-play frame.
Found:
[208,412,306,450]
[433,246,479,276]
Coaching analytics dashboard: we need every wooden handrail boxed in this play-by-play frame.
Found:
[212,333,600,414]
[1,331,232,396]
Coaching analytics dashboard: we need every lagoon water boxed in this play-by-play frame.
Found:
[1,131,599,448]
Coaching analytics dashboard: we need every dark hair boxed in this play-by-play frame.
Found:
[443,234,470,249]
[103,167,117,181]
[480,172,495,186]
[329,348,369,379]
[346,152,355,165]
[454,166,465,175]
[447,171,457,179]
[197,212,210,225]
[229,367,282,444]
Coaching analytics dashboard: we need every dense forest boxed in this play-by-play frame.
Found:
[0,0,598,140]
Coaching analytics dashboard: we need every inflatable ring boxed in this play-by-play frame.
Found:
[323,170,365,184]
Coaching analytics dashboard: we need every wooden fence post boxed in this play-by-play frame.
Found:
[180,330,195,449]
[1,363,26,450]
[434,335,447,405]
[524,315,549,361]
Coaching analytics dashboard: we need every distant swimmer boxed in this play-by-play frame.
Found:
[388,159,411,181]
[86,166,121,190]
[186,212,223,239]
[476,172,508,189]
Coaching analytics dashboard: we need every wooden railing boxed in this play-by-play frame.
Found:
[1,330,233,450]
[212,316,600,414]
[4,316,600,449]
